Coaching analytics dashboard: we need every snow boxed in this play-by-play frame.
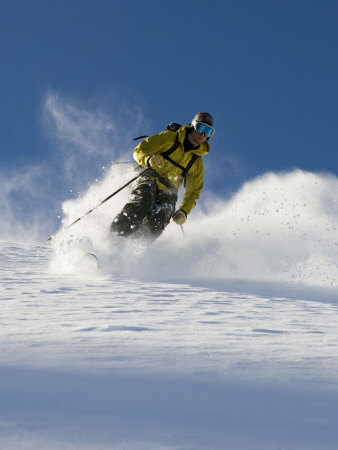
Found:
[1,163,338,448]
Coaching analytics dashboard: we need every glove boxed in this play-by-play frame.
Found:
[172,210,187,225]
[148,155,165,170]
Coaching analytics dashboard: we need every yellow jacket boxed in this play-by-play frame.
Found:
[133,125,210,214]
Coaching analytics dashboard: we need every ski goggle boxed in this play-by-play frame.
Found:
[192,119,215,137]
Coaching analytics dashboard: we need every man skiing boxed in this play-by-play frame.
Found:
[110,112,214,241]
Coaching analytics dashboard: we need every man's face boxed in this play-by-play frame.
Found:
[187,128,208,147]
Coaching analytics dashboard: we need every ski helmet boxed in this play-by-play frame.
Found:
[193,112,213,127]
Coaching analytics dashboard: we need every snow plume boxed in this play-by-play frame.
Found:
[43,91,148,189]
[0,91,148,242]
[50,168,338,288]
[160,169,338,288]
[0,164,58,242]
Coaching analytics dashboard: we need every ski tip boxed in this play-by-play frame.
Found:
[85,252,100,269]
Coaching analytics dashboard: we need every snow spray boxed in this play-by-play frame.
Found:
[50,167,338,288]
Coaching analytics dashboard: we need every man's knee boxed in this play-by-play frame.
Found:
[110,210,142,236]
[144,201,176,233]
[110,176,158,236]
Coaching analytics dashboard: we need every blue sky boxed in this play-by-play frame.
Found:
[1,0,337,196]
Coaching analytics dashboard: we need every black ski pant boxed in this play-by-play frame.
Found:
[110,175,177,240]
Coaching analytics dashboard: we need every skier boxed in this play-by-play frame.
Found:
[110,112,214,241]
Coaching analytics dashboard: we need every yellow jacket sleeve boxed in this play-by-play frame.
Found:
[179,157,204,214]
[133,131,173,167]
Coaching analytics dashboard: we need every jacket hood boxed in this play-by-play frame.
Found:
[178,125,210,156]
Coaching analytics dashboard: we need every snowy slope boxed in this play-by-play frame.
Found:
[1,162,338,448]
[1,240,338,449]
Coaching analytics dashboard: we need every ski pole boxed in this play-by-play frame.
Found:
[47,168,149,240]
[65,167,174,230]
[47,167,176,240]
[64,168,150,230]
